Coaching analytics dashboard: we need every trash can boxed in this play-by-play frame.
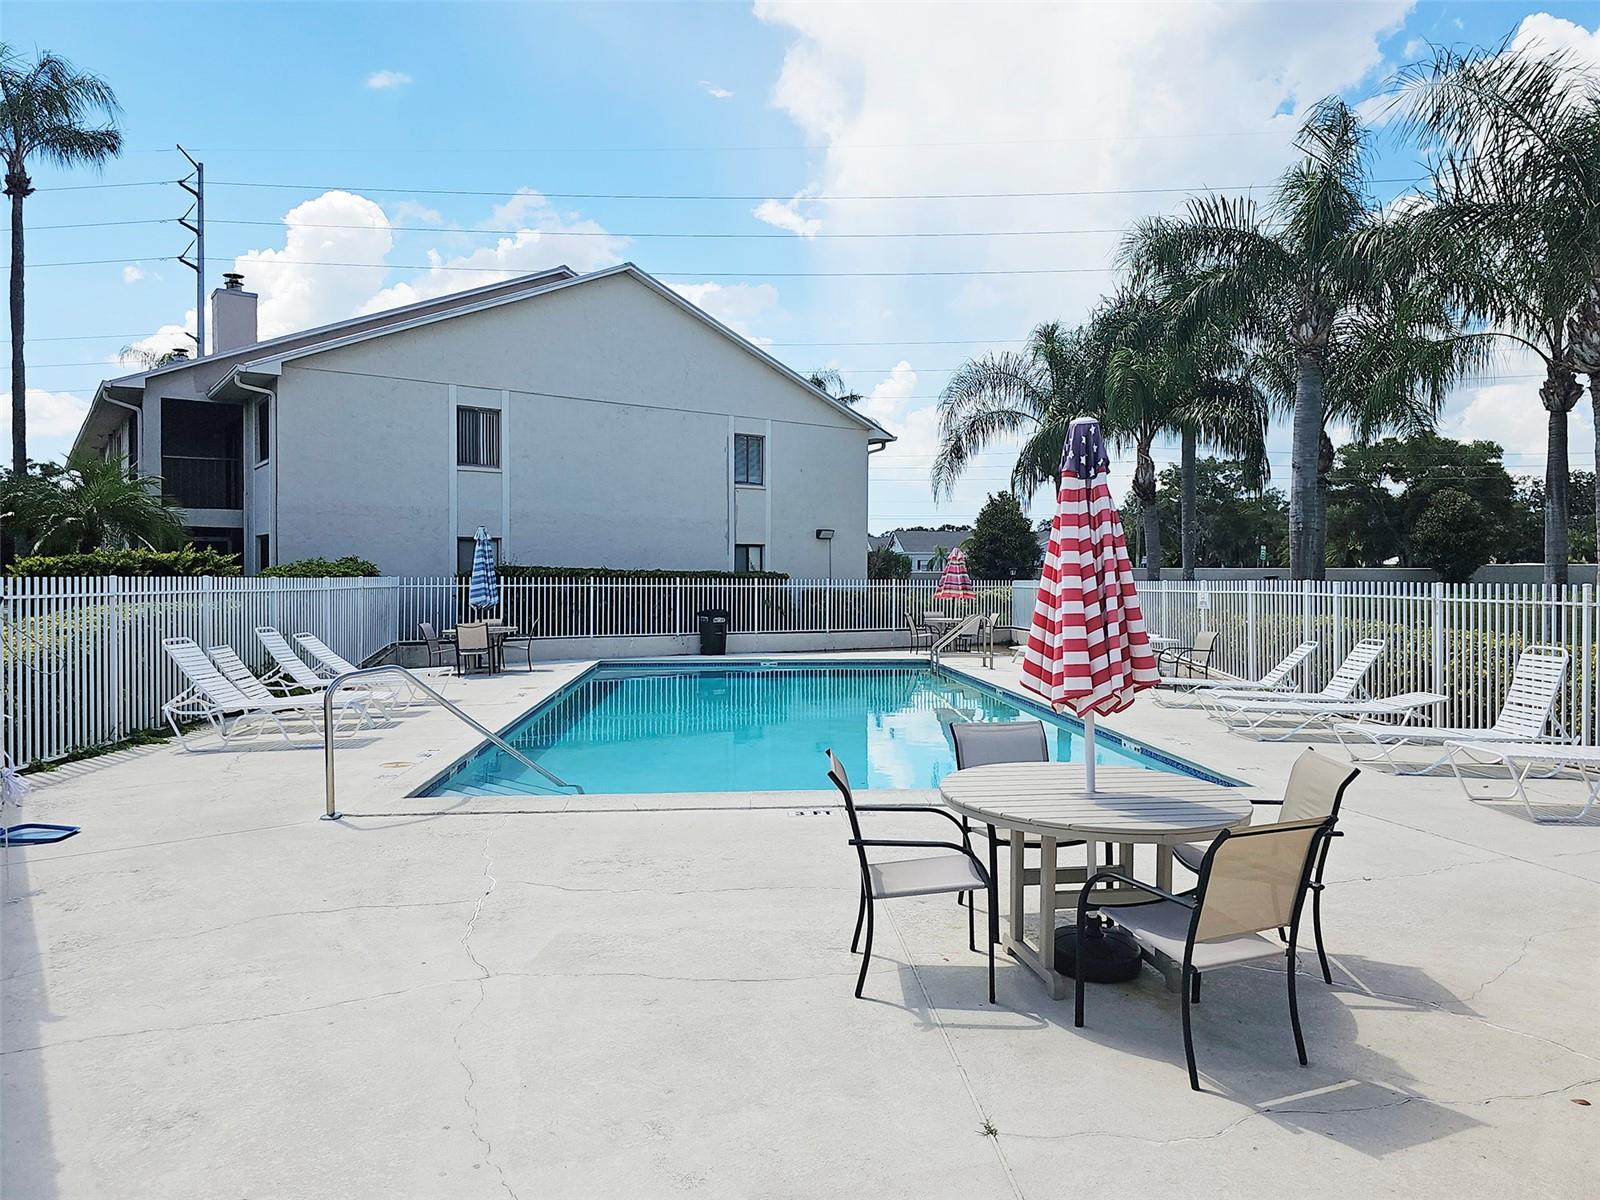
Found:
[696,609,729,655]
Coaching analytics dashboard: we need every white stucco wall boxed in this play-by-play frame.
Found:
[267,271,876,576]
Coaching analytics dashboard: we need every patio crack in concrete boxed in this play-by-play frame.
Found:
[453,814,519,1200]
[1458,922,1600,1005]
[884,904,1026,1200]
[1,978,477,1055]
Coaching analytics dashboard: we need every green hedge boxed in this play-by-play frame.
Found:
[8,546,242,577]
[490,565,790,581]
[259,555,381,578]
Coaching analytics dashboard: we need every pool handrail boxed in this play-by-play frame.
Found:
[321,665,582,820]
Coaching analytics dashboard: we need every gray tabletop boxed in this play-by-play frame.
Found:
[939,762,1255,842]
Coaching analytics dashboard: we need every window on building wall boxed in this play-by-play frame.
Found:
[735,544,765,573]
[255,398,270,464]
[733,433,764,486]
[457,536,502,576]
[256,534,270,571]
[457,407,501,468]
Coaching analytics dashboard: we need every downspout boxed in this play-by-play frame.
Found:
[230,373,277,573]
[102,394,143,476]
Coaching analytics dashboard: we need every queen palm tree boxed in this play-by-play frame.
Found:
[806,368,864,406]
[1125,98,1474,579]
[0,45,123,479]
[1391,41,1600,584]
[931,320,1099,500]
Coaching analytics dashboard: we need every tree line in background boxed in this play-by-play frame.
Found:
[932,35,1600,584]
[1123,432,1597,583]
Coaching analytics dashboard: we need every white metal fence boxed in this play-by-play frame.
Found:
[2,575,1012,768]
[1134,578,1599,745]
[8,573,1598,770]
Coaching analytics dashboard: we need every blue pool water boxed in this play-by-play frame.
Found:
[424,661,1221,797]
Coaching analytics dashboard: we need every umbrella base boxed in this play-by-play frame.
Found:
[1053,915,1143,983]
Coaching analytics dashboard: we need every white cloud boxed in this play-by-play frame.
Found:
[365,70,413,90]
[666,281,780,345]
[235,191,395,337]
[698,80,733,100]
[752,192,822,237]
[359,189,627,313]
[1,389,91,462]
[385,200,443,225]
[1511,13,1600,69]
[752,0,1415,527]
[121,264,145,284]
[119,312,196,368]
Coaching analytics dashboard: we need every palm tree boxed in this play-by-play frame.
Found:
[1097,289,1268,580]
[1391,41,1600,584]
[932,321,1103,500]
[0,46,123,479]
[806,368,864,406]
[3,454,186,556]
[1125,98,1473,579]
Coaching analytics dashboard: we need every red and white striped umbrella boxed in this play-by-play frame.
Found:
[1020,418,1158,789]
[933,546,976,600]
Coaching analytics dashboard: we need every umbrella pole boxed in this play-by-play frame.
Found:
[1083,712,1097,794]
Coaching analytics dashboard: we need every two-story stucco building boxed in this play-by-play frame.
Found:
[75,264,892,577]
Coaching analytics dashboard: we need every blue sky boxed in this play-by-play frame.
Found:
[6,1,1599,531]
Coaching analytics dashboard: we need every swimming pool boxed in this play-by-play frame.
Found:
[421,660,1230,796]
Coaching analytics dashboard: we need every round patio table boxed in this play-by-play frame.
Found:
[939,763,1255,1000]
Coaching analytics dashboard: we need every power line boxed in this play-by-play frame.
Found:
[200,177,1422,203]
[33,179,174,192]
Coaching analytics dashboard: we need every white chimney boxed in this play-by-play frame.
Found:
[210,272,258,354]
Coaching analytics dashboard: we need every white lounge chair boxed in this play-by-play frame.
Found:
[255,627,393,714]
[1445,741,1600,823]
[1211,690,1446,740]
[1335,645,1570,773]
[1154,641,1317,707]
[1201,638,1385,712]
[208,644,296,702]
[160,637,373,749]
[294,632,415,705]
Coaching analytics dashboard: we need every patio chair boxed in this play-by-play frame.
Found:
[1171,749,1359,984]
[905,609,933,654]
[1074,814,1335,1091]
[419,621,451,668]
[1153,642,1317,707]
[1209,690,1445,741]
[454,621,494,675]
[1335,645,1570,773]
[495,617,539,672]
[949,720,1095,931]
[294,632,415,705]
[825,749,996,1003]
[1157,629,1218,678]
[1201,638,1384,711]
[160,637,373,750]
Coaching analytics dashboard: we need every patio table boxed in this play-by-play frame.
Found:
[939,762,1254,1000]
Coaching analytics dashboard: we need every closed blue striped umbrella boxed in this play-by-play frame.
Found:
[468,526,500,611]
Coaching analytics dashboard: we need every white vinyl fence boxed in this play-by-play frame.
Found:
[2,575,1013,768]
[8,573,1598,770]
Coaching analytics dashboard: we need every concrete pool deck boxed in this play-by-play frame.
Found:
[4,650,1598,1197]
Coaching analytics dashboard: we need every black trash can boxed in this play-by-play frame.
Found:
[696,609,730,655]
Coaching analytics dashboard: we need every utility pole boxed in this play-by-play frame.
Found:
[177,145,205,355]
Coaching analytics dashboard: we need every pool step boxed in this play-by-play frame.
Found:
[430,778,566,800]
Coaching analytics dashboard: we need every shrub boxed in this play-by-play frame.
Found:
[491,565,789,580]
[868,546,912,579]
[259,555,381,578]
[8,546,242,577]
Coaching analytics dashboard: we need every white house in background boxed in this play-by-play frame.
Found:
[883,527,973,577]
[74,264,893,576]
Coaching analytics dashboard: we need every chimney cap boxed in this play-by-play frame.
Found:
[222,272,245,290]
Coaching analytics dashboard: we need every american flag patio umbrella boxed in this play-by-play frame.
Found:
[467,526,500,612]
[1019,418,1158,791]
[933,546,976,600]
